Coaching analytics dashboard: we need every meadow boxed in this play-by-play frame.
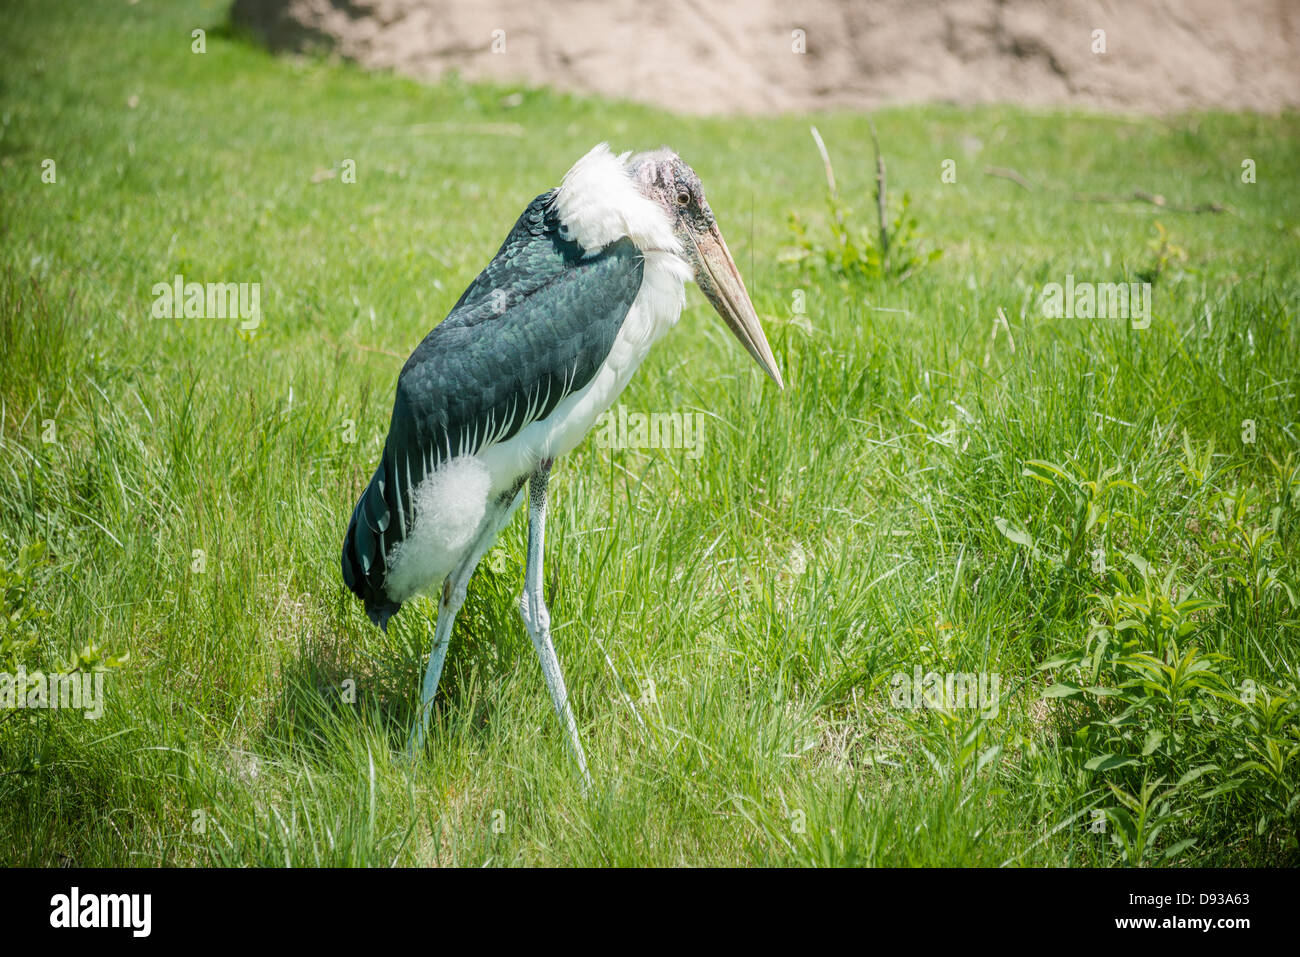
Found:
[1,0,1297,866]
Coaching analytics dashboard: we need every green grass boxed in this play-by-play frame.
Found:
[1,0,1297,867]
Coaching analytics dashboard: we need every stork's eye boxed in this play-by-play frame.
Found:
[676,191,691,207]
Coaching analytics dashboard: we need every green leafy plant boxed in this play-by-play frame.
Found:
[1,541,126,741]
[1,541,48,677]
[1039,565,1228,860]
[995,458,1144,574]
[1201,483,1298,622]
[1136,221,1188,285]
[1209,681,1300,850]
[1044,566,1223,766]
[781,127,940,283]
[1104,772,1204,865]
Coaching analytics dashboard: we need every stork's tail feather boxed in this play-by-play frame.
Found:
[342,456,403,629]
[365,596,402,633]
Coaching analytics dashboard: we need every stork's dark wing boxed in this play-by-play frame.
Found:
[342,191,645,622]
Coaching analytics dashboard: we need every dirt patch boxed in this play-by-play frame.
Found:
[231,0,1300,115]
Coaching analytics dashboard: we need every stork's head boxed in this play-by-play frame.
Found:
[628,148,784,389]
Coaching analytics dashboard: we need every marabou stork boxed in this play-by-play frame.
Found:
[342,144,783,779]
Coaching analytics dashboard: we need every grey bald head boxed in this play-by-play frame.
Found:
[626,147,784,389]
[628,147,716,244]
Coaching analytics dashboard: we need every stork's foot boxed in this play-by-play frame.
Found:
[405,586,460,760]
[518,460,591,789]
[519,590,591,788]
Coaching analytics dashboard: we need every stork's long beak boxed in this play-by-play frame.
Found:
[688,224,785,389]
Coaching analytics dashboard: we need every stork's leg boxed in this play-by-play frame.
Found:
[404,574,463,757]
[406,488,524,757]
[519,461,591,785]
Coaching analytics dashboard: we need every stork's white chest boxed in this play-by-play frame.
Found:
[478,250,690,484]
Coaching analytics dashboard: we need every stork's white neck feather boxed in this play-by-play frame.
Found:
[550,143,682,256]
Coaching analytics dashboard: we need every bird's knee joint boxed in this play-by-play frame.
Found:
[518,591,550,634]
[443,579,468,610]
